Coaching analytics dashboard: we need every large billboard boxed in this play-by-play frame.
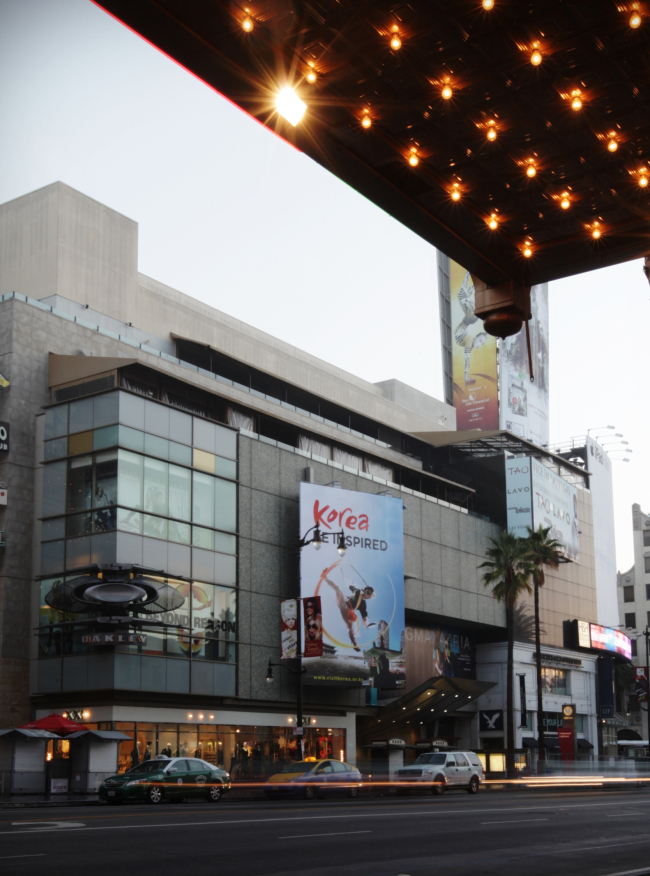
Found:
[590,623,632,660]
[405,624,475,691]
[499,284,549,446]
[586,437,618,627]
[505,456,579,559]
[449,261,499,430]
[299,483,405,694]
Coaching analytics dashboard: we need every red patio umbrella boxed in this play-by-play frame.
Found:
[20,713,89,735]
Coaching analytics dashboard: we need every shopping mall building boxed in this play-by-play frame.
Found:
[0,183,625,777]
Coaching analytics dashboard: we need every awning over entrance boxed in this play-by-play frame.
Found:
[358,676,496,743]
[577,739,594,750]
[522,737,539,749]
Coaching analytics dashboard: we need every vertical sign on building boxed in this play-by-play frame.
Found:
[586,437,618,627]
[302,596,323,658]
[505,458,533,538]
[448,261,499,430]
[299,483,405,694]
[518,674,527,728]
[280,599,298,659]
[499,284,550,446]
[0,421,9,452]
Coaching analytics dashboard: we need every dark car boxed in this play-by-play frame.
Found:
[264,759,363,800]
[99,756,231,805]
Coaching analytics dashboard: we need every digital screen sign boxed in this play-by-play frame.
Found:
[589,624,632,660]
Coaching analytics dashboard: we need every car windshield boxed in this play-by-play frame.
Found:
[280,762,314,773]
[414,753,447,766]
[126,760,170,774]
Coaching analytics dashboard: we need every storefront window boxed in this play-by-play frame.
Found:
[135,723,157,766]
[541,667,567,695]
[67,455,93,513]
[191,583,237,661]
[178,725,199,758]
[199,727,218,764]
[157,723,178,758]
[115,722,136,773]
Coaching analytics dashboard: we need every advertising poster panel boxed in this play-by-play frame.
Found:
[405,624,475,691]
[299,483,405,694]
[303,595,323,657]
[505,457,533,538]
[449,260,499,430]
[280,599,298,659]
[590,623,633,660]
[498,284,549,446]
[531,457,579,560]
[586,437,618,626]
[635,667,648,703]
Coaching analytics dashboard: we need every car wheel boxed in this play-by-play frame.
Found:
[207,785,222,803]
[147,785,164,804]
[468,776,479,794]
[303,785,316,800]
[347,788,359,799]
[432,776,445,795]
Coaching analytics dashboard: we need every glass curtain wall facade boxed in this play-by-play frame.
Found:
[37,391,238,690]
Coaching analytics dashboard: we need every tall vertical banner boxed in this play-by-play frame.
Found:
[499,284,550,446]
[299,483,405,693]
[302,596,323,657]
[505,456,579,560]
[280,599,298,659]
[586,437,618,627]
[449,261,499,430]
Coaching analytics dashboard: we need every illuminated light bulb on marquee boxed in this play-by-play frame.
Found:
[408,149,419,167]
[306,69,317,83]
[592,224,601,239]
[242,14,253,32]
[523,243,533,258]
[608,136,618,152]
[531,49,542,66]
[442,84,453,99]
[451,186,461,201]
[488,214,498,229]
[482,0,494,9]
[560,193,571,209]
[361,114,372,129]
[390,29,402,50]
[570,90,582,110]
[639,172,649,187]
[487,125,497,141]
[526,162,537,178]
[630,11,642,27]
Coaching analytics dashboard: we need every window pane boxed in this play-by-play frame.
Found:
[214,532,236,555]
[214,425,237,461]
[170,408,192,445]
[143,514,168,540]
[169,465,191,521]
[119,391,145,430]
[169,520,191,544]
[118,425,144,453]
[118,450,144,510]
[95,451,118,507]
[193,448,215,473]
[624,586,635,603]
[625,612,636,629]
[193,526,214,550]
[644,530,650,547]
[193,472,215,528]
[93,507,116,534]
[144,433,169,460]
[645,558,650,574]
[144,458,168,517]
[41,540,65,576]
[214,478,236,532]
[647,584,650,601]
[44,405,68,440]
[66,535,91,569]
[117,507,142,534]
[94,392,118,428]
[67,456,93,513]
[576,715,584,733]
[193,418,216,453]
[44,437,67,461]
[214,456,237,480]
[192,582,237,661]
[43,461,67,517]
[555,670,567,695]
[144,400,170,438]
[69,397,93,434]
[91,531,116,564]
[169,441,192,466]
[42,518,65,542]
[67,512,92,538]
[93,425,119,450]
[68,431,93,455]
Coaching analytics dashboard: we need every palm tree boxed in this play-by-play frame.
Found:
[480,531,535,777]
[524,525,563,768]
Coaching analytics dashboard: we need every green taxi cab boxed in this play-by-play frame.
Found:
[99,756,231,805]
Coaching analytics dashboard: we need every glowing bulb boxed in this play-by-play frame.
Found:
[592,226,601,239]
[560,194,571,209]
[608,137,618,152]
[306,69,317,84]
[639,173,649,187]
[531,49,542,66]
[361,114,372,129]
[408,149,419,167]
[442,84,453,99]
[390,31,402,50]
[526,163,537,178]
[488,214,498,229]
[276,86,307,126]
[451,187,461,201]
[487,126,497,141]
[630,11,641,27]
[242,15,253,32]
[523,244,533,258]
[571,92,582,110]
[482,0,494,9]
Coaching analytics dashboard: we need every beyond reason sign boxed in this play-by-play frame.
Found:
[299,483,405,692]
[505,456,579,560]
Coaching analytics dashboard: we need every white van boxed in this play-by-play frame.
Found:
[395,750,484,794]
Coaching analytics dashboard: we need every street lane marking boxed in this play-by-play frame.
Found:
[606,812,645,817]
[0,854,46,860]
[481,818,548,825]
[10,821,84,830]
[279,830,372,839]
[597,869,650,876]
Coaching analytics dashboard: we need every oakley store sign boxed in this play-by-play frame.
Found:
[0,421,8,452]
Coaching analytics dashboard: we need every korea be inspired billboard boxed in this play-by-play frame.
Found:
[299,483,405,691]
[506,457,579,560]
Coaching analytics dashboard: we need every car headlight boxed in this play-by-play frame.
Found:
[126,778,148,786]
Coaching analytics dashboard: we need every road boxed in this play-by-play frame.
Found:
[1,789,650,876]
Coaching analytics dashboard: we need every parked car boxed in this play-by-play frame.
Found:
[99,756,231,804]
[395,750,484,795]
[264,759,363,800]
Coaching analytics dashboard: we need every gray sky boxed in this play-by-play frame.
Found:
[1,0,646,571]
